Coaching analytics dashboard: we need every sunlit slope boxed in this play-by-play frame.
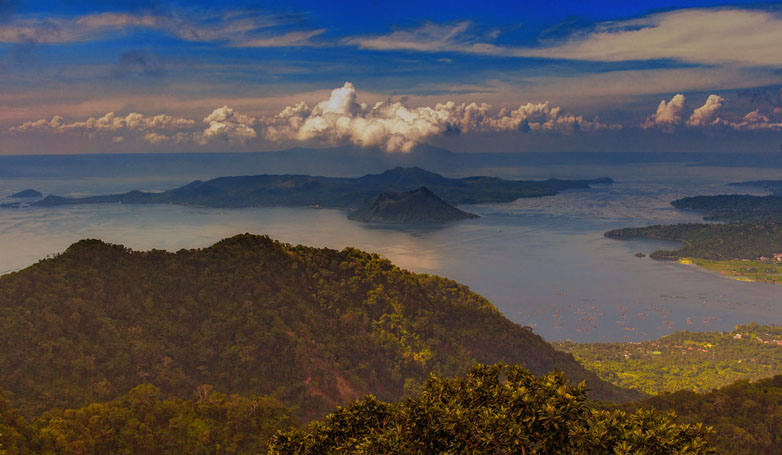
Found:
[557,324,782,395]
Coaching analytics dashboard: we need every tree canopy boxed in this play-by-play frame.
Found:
[269,364,713,455]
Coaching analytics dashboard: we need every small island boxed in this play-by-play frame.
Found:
[9,189,42,198]
[347,186,479,223]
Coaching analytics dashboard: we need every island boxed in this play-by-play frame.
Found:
[29,166,614,210]
[9,189,43,198]
[347,186,479,223]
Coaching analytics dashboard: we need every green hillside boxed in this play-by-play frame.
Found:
[0,234,637,420]
[556,324,782,395]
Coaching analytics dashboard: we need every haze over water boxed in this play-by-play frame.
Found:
[1,154,780,342]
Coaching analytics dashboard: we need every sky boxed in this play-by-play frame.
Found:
[1,0,781,154]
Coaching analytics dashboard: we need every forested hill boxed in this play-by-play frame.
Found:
[604,223,782,261]
[31,167,613,209]
[671,194,782,222]
[0,234,637,418]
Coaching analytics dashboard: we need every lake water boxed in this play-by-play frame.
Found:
[1,155,781,342]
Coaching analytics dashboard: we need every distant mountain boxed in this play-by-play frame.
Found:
[0,234,639,419]
[348,187,479,223]
[30,167,613,210]
[8,189,42,198]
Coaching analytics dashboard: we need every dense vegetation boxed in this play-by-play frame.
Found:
[605,222,782,261]
[269,364,713,455]
[671,194,782,222]
[347,186,478,223]
[556,324,782,395]
[31,167,613,209]
[0,384,295,454]
[0,234,636,419]
[628,375,782,455]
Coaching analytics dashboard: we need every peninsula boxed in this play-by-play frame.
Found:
[605,223,782,282]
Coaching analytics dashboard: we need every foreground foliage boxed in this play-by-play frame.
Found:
[556,324,782,395]
[631,375,782,455]
[0,385,295,455]
[269,364,713,455]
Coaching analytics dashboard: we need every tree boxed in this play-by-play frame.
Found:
[269,364,714,455]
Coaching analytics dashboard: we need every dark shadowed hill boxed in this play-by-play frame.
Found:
[627,375,782,455]
[31,167,613,209]
[347,187,479,223]
[0,235,639,419]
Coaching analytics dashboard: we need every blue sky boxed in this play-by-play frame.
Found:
[1,1,781,154]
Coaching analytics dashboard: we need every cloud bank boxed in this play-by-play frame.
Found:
[262,82,617,152]
[10,83,782,151]
[8,109,259,144]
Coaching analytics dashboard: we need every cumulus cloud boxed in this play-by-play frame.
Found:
[729,109,782,131]
[201,106,257,143]
[641,94,687,132]
[643,93,782,132]
[262,82,617,152]
[685,95,726,128]
[0,10,324,47]
[346,8,782,67]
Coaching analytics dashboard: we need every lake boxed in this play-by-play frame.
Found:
[1,153,780,342]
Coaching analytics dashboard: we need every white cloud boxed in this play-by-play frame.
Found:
[262,82,618,152]
[346,8,782,66]
[642,93,782,132]
[686,95,725,127]
[0,10,323,47]
[201,106,257,143]
[642,94,687,132]
[729,109,782,131]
